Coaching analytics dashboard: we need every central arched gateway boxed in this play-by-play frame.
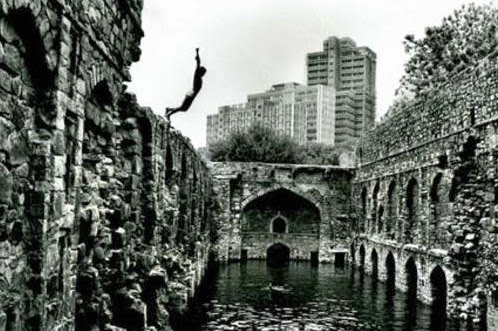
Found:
[241,188,321,262]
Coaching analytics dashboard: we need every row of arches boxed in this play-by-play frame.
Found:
[359,171,456,246]
[356,245,447,313]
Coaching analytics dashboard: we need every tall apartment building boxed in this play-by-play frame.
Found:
[306,36,376,145]
[206,83,335,146]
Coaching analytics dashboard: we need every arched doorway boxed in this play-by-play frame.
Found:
[386,252,396,294]
[430,266,447,330]
[387,180,397,239]
[377,206,384,234]
[359,245,366,269]
[271,216,287,233]
[360,187,367,232]
[267,243,290,266]
[371,249,378,279]
[405,257,418,328]
[430,266,447,313]
[405,178,419,243]
[405,257,418,301]
[371,182,380,233]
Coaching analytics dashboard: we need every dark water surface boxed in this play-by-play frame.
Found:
[172,261,473,331]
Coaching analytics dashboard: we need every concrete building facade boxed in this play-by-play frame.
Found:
[206,83,335,146]
[307,36,376,146]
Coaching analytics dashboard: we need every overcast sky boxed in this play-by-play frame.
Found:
[127,0,494,148]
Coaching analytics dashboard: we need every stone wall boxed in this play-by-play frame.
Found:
[0,1,215,331]
[354,57,498,327]
[3,0,498,329]
[210,162,354,264]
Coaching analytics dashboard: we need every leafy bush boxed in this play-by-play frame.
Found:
[209,123,340,165]
[210,123,300,163]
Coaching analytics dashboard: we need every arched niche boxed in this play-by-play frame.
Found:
[405,178,419,244]
[242,188,320,235]
[269,214,289,234]
[360,187,367,232]
[386,180,397,239]
[371,182,380,233]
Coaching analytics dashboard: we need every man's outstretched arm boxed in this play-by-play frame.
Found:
[195,48,201,67]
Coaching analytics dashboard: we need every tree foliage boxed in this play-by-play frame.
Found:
[209,124,301,163]
[209,124,340,165]
[398,3,498,96]
[296,142,340,165]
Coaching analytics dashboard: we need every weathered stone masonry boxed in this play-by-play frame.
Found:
[2,0,498,330]
[211,162,354,264]
[0,1,215,331]
[353,58,498,328]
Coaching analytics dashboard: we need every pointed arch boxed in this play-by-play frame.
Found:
[430,173,443,203]
[377,205,384,234]
[241,186,322,213]
[3,7,55,130]
[242,188,320,235]
[360,187,367,232]
[430,265,448,329]
[386,251,396,293]
[430,266,447,310]
[405,257,418,300]
[405,178,419,243]
[270,214,288,234]
[429,173,450,246]
[359,244,366,269]
[387,180,397,239]
[371,248,378,279]
[5,8,53,89]
[371,182,380,233]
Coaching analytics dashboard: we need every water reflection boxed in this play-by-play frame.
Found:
[174,261,478,331]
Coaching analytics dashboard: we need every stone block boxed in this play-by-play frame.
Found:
[0,164,12,204]
[53,155,66,177]
[26,191,46,218]
[52,130,66,156]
